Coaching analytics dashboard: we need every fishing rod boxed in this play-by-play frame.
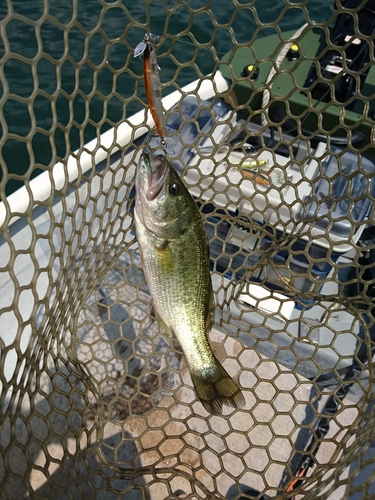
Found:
[286,235,375,497]
[286,362,364,497]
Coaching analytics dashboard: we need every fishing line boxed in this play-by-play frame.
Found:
[176,38,228,56]
[158,36,228,56]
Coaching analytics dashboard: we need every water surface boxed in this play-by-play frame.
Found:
[0,0,330,195]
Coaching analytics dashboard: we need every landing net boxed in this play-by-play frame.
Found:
[0,1,374,499]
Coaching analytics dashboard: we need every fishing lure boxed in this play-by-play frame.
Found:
[240,159,288,187]
[231,158,271,185]
[134,33,166,147]
[242,169,270,186]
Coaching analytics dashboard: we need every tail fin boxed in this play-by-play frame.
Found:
[190,360,245,414]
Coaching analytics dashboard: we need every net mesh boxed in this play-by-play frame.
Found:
[1,0,375,499]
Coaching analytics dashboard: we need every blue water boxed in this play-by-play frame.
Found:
[0,0,330,195]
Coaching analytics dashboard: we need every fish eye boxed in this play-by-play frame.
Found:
[169,183,180,196]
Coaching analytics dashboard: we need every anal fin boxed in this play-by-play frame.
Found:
[154,307,173,344]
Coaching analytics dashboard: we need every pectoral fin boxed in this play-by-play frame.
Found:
[154,240,174,275]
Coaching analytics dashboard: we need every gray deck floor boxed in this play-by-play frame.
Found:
[4,274,363,499]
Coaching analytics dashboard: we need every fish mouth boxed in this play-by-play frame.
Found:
[141,153,169,201]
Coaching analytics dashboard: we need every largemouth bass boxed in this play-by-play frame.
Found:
[134,152,245,414]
